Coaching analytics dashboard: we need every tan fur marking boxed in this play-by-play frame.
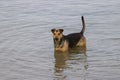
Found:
[55,40,68,52]
[76,36,86,48]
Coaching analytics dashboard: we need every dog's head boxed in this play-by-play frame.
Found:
[51,28,64,42]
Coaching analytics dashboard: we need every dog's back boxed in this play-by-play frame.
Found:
[64,16,86,48]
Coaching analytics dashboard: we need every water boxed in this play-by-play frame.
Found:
[0,0,120,80]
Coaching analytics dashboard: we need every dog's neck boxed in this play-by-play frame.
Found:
[54,37,65,48]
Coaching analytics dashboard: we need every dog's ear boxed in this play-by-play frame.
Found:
[59,29,64,33]
[51,29,55,33]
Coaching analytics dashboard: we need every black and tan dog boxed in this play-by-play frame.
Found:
[51,16,86,52]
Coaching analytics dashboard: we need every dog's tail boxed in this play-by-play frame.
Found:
[80,16,85,35]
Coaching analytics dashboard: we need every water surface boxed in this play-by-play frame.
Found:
[0,0,120,80]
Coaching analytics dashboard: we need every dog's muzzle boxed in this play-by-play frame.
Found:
[54,37,58,41]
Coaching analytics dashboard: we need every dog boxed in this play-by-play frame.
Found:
[51,16,86,52]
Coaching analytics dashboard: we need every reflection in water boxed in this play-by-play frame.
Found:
[54,51,69,73]
[54,49,88,80]
[54,51,68,80]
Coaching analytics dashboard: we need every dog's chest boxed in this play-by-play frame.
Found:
[55,40,69,52]
[54,39,65,48]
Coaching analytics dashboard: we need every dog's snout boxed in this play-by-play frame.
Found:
[54,38,58,41]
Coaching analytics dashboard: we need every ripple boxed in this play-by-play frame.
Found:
[0,0,120,80]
